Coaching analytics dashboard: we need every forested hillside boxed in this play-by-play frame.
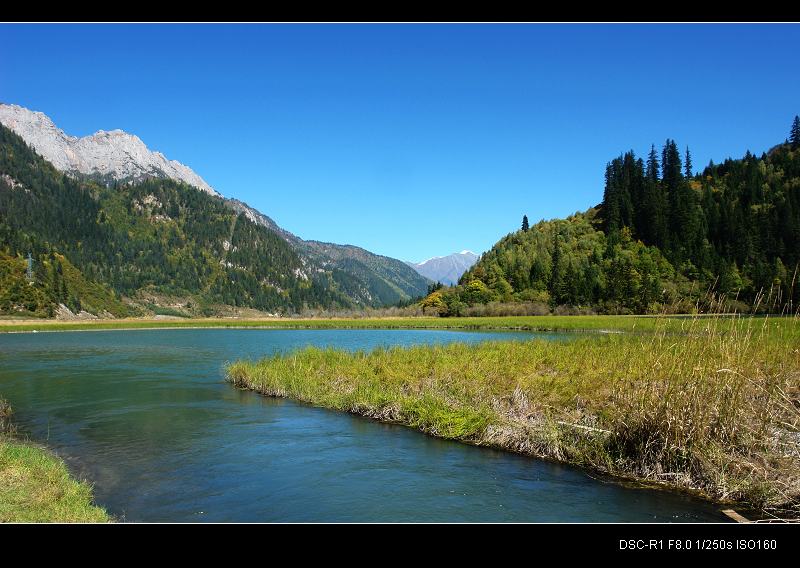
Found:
[424,118,800,315]
[600,132,799,302]
[0,251,128,317]
[0,123,353,316]
[5,115,798,319]
[299,241,432,307]
[0,103,430,313]
[227,199,431,306]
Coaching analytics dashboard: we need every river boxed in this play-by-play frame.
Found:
[0,328,726,522]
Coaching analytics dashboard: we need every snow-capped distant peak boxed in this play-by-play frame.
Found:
[416,250,478,265]
[407,250,480,286]
[0,103,219,196]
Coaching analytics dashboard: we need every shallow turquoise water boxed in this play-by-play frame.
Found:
[0,328,726,522]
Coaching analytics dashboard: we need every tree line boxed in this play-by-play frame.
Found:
[423,116,800,315]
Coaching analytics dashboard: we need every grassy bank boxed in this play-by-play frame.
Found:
[1,313,797,337]
[0,400,110,523]
[0,314,654,333]
[227,315,800,516]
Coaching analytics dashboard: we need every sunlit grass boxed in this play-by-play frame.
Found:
[0,440,110,523]
[0,400,109,523]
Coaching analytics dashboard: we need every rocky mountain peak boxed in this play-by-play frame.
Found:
[0,103,219,196]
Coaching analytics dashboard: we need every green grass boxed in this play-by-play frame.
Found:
[227,314,800,516]
[0,400,110,523]
[2,313,798,337]
[0,439,111,523]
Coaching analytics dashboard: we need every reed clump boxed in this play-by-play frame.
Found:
[227,312,800,515]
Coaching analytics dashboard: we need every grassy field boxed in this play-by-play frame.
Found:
[0,401,110,523]
[227,314,800,516]
[1,313,796,336]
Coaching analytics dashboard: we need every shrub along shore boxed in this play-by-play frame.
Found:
[226,315,800,517]
[0,400,110,523]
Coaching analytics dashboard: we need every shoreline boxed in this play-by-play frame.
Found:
[234,377,734,514]
[230,376,736,511]
[0,400,110,523]
[1,314,794,336]
[225,324,800,519]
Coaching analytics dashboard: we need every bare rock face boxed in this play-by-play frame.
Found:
[54,303,99,320]
[0,103,219,196]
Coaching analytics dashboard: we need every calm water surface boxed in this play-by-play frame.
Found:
[0,328,726,522]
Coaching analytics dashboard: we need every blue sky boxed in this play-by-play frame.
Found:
[1,23,798,262]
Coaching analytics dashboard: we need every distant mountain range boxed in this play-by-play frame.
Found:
[406,251,479,286]
[0,103,429,315]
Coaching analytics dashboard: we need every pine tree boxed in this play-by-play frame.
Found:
[646,144,660,181]
[791,115,800,149]
[522,215,529,232]
[662,139,686,252]
[662,139,683,191]
[685,146,693,178]
[640,144,667,247]
[602,161,621,233]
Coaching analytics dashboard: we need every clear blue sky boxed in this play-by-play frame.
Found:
[1,23,798,262]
